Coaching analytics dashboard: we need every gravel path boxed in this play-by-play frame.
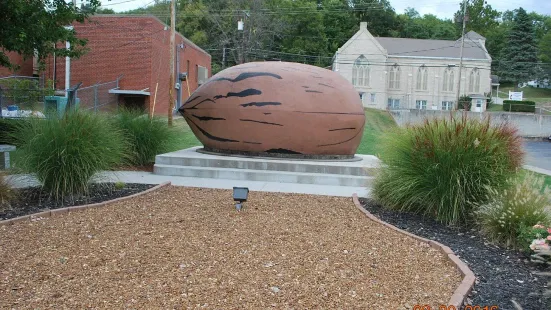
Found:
[1,187,462,309]
[360,198,551,310]
[0,183,155,220]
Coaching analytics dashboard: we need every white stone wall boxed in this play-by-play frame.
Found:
[334,26,492,111]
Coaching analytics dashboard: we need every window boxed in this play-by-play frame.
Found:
[197,65,208,85]
[371,93,376,103]
[387,98,400,109]
[443,68,455,92]
[388,65,401,89]
[469,68,480,93]
[352,55,369,87]
[415,100,427,110]
[416,65,428,90]
[442,101,453,110]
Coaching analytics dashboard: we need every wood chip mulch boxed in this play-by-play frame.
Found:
[0,186,462,309]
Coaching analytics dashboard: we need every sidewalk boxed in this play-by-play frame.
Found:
[6,171,370,198]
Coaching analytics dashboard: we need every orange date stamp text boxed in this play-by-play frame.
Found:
[413,306,498,310]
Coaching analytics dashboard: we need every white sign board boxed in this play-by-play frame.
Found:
[508,91,523,101]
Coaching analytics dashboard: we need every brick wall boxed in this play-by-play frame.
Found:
[43,15,211,115]
[0,52,34,77]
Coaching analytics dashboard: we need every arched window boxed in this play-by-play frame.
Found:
[443,68,455,92]
[416,65,428,90]
[388,65,401,89]
[469,68,480,93]
[352,55,369,87]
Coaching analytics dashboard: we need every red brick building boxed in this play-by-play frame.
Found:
[0,52,36,77]
[3,15,211,114]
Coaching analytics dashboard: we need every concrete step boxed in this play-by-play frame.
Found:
[153,164,373,187]
[155,147,379,176]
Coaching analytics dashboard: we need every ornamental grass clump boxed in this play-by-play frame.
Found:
[110,108,180,166]
[475,173,551,247]
[373,115,523,226]
[0,171,15,210]
[11,111,126,201]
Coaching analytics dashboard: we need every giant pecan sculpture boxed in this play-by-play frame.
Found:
[179,62,365,157]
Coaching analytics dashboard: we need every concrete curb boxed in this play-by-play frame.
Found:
[351,193,476,308]
[0,182,171,227]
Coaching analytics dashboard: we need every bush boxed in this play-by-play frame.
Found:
[372,115,523,226]
[11,111,126,200]
[474,173,551,247]
[502,100,536,113]
[458,95,471,111]
[0,171,15,210]
[110,108,180,166]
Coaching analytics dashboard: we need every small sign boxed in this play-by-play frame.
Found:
[508,91,523,101]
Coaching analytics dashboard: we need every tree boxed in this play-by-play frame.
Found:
[0,0,100,70]
[498,8,539,88]
[454,0,500,37]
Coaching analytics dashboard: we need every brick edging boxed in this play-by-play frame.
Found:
[352,193,476,308]
[0,182,172,226]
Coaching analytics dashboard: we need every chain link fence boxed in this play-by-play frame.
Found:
[0,75,53,117]
[0,75,122,118]
[75,77,121,113]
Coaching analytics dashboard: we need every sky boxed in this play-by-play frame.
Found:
[98,0,551,19]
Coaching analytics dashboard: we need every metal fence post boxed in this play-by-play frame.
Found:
[94,83,98,113]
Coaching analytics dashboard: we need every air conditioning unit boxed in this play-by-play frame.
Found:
[197,65,208,85]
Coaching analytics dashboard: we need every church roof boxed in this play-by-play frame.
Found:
[375,34,488,59]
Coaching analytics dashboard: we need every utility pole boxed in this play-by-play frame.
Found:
[455,0,468,109]
[222,47,226,69]
[168,0,176,126]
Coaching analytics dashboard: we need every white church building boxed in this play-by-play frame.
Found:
[332,22,492,111]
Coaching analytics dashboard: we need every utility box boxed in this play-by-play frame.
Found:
[44,96,80,118]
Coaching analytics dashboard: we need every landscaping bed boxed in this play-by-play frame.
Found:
[0,183,154,220]
[359,197,551,310]
[0,187,463,309]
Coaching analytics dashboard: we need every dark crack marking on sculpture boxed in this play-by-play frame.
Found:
[240,119,283,126]
[244,141,262,145]
[318,127,363,147]
[192,114,226,121]
[186,117,239,143]
[185,95,201,104]
[213,88,262,100]
[266,148,302,154]
[240,101,281,107]
[305,90,323,93]
[302,86,310,88]
[318,83,335,88]
[263,112,272,115]
[214,72,282,83]
[328,127,356,131]
[188,98,215,109]
[311,76,323,79]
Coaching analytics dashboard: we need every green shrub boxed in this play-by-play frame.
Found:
[110,108,180,166]
[0,171,15,210]
[474,173,551,247]
[114,181,126,190]
[373,115,523,226]
[458,95,471,111]
[517,224,549,252]
[502,100,536,112]
[11,111,126,200]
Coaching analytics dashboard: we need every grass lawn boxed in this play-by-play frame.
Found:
[498,85,551,104]
[356,108,396,155]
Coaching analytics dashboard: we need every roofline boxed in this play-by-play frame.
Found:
[90,14,211,58]
[389,55,491,62]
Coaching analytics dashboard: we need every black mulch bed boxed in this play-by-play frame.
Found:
[359,198,551,310]
[0,183,155,221]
